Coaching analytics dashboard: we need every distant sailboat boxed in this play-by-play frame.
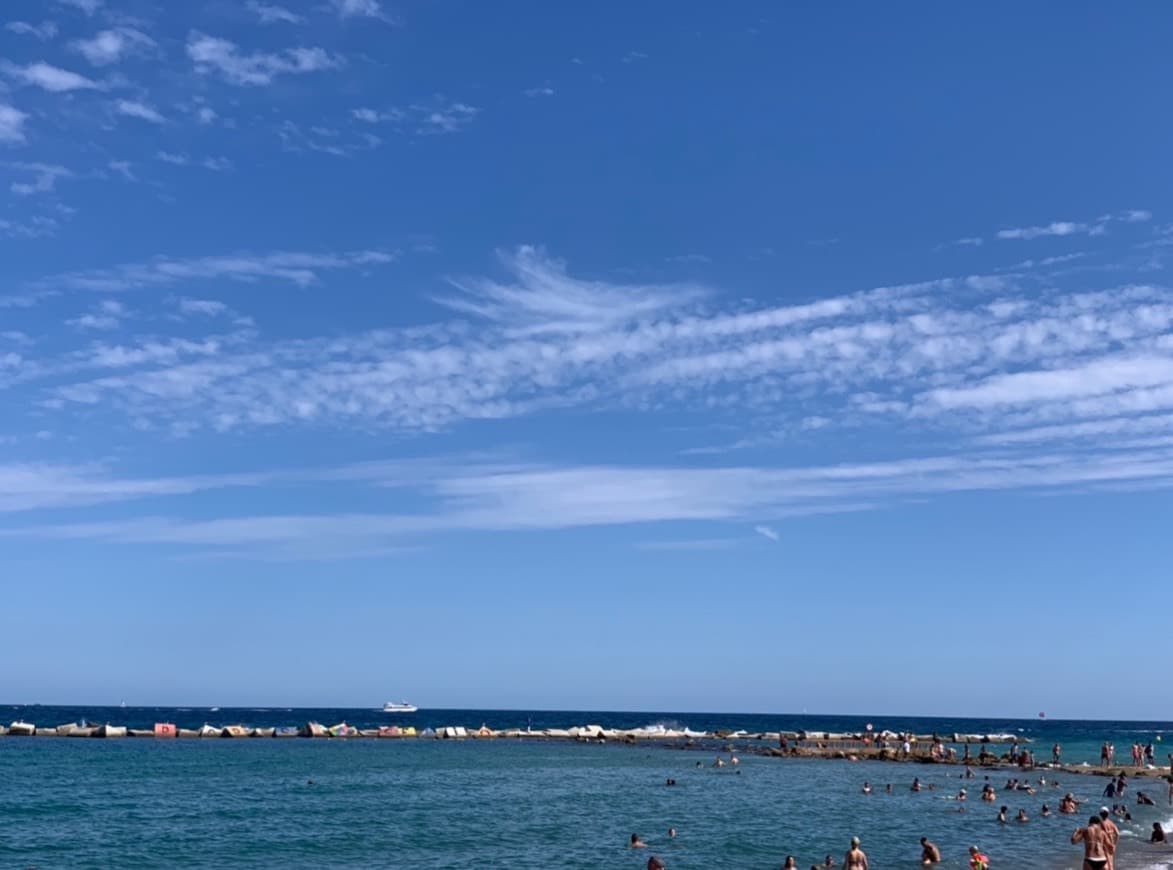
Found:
[119,700,126,709]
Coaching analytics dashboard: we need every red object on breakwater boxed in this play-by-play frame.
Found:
[154,722,177,737]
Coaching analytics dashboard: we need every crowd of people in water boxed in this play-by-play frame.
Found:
[629,744,1173,869]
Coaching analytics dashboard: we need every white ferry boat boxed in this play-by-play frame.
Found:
[382,701,418,713]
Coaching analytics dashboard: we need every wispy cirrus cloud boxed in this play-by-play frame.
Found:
[412,100,479,135]
[186,32,342,86]
[115,99,165,124]
[246,1,303,24]
[56,0,102,15]
[66,299,127,331]
[7,447,1173,557]
[7,20,59,40]
[329,0,393,21]
[0,104,30,144]
[72,28,155,65]
[351,102,479,136]
[992,210,1152,242]
[35,248,395,293]
[9,162,71,195]
[17,244,1171,451]
[2,60,102,92]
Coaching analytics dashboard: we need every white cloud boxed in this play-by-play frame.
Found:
[42,248,395,292]
[56,0,102,14]
[201,156,232,171]
[7,20,59,40]
[994,210,1153,242]
[330,0,391,20]
[156,150,189,165]
[623,51,649,63]
[439,245,705,335]
[68,313,119,331]
[954,236,983,247]
[187,33,342,86]
[247,1,303,24]
[997,221,1087,241]
[927,356,1173,410]
[0,104,29,143]
[352,106,404,123]
[196,106,217,124]
[3,61,101,92]
[0,216,59,239]
[413,101,478,135]
[8,447,1173,556]
[9,162,71,195]
[72,28,155,65]
[0,462,262,513]
[67,299,126,331]
[178,298,229,317]
[523,86,555,98]
[108,159,135,180]
[21,246,1168,447]
[115,99,165,124]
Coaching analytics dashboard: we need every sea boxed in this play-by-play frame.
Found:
[2,706,1172,869]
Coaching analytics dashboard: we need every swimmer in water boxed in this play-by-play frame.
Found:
[1152,822,1167,844]
[1017,808,1029,823]
[668,828,676,839]
[912,777,922,792]
[920,837,941,864]
[886,784,893,794]
[844,836,868,869]
[647,858,666,870]
[968,845,989,870]
[783,858,798,869]
[1042,804,1052,817]
[998,806,1008,823]
[631,833,647,848]
[862,781,872,794]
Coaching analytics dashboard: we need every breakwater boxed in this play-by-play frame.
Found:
[2,718,1023,744]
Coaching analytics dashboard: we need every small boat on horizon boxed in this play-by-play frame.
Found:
[382,701,418,713]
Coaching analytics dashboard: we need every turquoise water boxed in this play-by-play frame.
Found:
[3,735,1173,868]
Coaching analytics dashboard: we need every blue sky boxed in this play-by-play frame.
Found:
[2,1,1171,718]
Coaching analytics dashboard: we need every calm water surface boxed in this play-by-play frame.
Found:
[2,708,1172,868]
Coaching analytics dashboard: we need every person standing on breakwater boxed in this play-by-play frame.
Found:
[844,836,868,869]
[1072,816,1109,870]
[1053,743,1062,764]
[919,837,941,864]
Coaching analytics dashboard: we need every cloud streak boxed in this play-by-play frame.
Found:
[186,33,341,86]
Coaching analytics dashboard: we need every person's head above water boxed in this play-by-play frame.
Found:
[850,836,860,848]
